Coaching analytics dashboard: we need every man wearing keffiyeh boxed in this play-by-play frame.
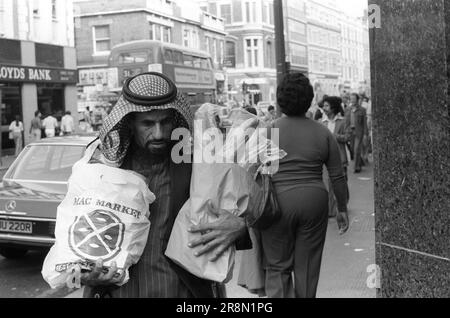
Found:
[80,72,250,298]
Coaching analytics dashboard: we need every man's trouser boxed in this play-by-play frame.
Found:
[31,129,41,142]
[45,129,55,138]
[261,187,329,298]
[351,134,364,171]
[13,133,23,156]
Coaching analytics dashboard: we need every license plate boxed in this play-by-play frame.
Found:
[0,220,33,234]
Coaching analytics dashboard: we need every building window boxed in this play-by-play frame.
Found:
[269,4,274,25]
[224,41,236,68]
[150,23,171,43]
[289,43,307,66]
[288,20,307,43]
[287,0,305,18]
[33,0,40,17]
[213,38,217,64]
[220,4,232,24]
[93,25,111,54]
[51,0,57,20]
[183,28,199,48]
[0,39,22,64]
[184,29,190,47]
[245,1,257,23]
[192,29,198,49]
[245,38,260,68]
[208,2,217,15]
[35,43,64,68]
[262,2,268,23]
[163,26,171,43]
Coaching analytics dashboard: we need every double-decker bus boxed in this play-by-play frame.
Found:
[108,40,216,110]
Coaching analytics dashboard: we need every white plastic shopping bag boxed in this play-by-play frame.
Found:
[165,104,286,283]
[42,141,155,289]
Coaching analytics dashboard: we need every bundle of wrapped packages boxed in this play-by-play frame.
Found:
[42,140,155,289]
[165,104,286,283]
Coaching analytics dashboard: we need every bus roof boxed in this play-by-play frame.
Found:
[111,40,212,59]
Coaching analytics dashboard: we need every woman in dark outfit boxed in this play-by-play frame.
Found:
[261,73,349,298]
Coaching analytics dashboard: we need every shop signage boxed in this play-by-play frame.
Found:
[0,64,78,84]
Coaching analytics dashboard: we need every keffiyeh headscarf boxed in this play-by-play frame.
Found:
[98,72,194,166]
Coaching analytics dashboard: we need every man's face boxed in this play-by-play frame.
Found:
[350,95,358,105]
[269,109,276,117]
[323,102,331,116]
[130,110,176,155]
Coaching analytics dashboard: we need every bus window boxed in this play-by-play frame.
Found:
[118,51,149,64]
[164,49,173,64]
[200,58,209,69]
[183,54,194,67]
[173,51,183,65]
[193,57,202,68]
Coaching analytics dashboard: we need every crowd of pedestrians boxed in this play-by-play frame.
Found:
[6,105,111,157]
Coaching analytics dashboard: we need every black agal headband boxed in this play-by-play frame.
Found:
[122,72,178,106]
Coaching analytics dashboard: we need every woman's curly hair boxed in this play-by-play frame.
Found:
[277,72,315,117]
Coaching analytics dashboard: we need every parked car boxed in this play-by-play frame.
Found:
[0,135,96,259]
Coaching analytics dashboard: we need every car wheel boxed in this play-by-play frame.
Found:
[0,247,28,259]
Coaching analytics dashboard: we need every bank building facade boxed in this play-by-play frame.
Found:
[0,0,78,152]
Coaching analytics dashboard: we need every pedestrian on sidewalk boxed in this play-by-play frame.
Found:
[322,96,351,216]
[9,115,24,157]
[264,105,277,126]
[345,93,369,173]
[341,94,354,161]
[42,113,58,138]
[61,111,75,136]
[29,110,42,142]
[361,96,372,165]
[261,73,349,298]
[79,72,251,298]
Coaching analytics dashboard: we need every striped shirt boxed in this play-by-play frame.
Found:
[110,150,192,298]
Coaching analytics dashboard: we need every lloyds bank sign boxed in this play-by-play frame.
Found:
[0,64,78,84]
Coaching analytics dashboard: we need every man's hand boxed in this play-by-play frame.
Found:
[80,260,125,287]
[188,210,247,262]
[337,212,350,235]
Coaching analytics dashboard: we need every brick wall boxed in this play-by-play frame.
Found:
[76,12,150,67]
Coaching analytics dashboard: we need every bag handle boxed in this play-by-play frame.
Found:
[72,138,101,171]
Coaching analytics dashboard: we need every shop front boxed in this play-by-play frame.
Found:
[0,39,78,153]
[0,83,22,150]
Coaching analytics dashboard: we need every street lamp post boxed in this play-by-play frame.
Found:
[274,0,288,117]
[0,90,2,166]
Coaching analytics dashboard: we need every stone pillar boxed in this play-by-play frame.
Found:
[21,41,37,146]
[370,0,450,297]
[63,46,80,133]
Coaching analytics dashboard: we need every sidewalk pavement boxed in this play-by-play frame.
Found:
[65,161,375,299]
